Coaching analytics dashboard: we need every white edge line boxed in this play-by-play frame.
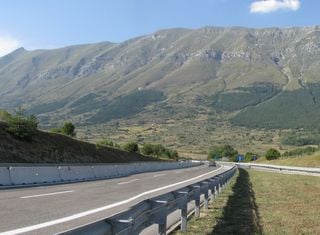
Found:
[20,190,74,199]
[0,166,224,235]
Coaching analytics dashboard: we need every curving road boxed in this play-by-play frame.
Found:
[0,164,231,235]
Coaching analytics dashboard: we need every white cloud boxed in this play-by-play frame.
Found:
[0,35,21,57]
[250,0,301,13]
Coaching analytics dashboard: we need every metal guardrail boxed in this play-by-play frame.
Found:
[236,163,320,175]
[60,165,237,235]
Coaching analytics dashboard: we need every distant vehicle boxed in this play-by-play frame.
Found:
[208,160,216,167]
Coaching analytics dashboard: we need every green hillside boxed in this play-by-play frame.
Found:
[231,84,320,129]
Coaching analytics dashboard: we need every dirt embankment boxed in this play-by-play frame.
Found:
[0,122,155,163]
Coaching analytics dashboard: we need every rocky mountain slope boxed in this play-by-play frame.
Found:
[1,26,320,129]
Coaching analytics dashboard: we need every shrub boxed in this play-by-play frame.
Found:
[97,139,114,147]
[168,150,179,161]
[141,143,155,155]
[123,142,139,153]
[96,139,120,150]
[281,134,320,146]
[0,109,11,121]
[265,148,281,160]
[282,147,318,157]
[50,127,62,134]
[50,122,76,137]
[62,122,76,137]
[141,143,179,160]
[244,152,254,162]
[153,144,166,157]
[5,109,38,141]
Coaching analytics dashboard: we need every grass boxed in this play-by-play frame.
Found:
[174,168,320,235]
[256,154,320,167]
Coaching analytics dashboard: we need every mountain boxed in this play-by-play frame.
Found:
[1,26,320,130]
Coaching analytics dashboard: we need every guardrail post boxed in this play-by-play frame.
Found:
[222,175,226,190]
[212,176,221,196]
[208,178,216,202]
[195,197,200,218]
[181,206,188,232]
[204,191,209,210]
[192,185,201,218]
[150,199,168,235]
[159,221,167,235]
[201,182,209,210]
[214,185,218,198]
[175,189,189,232]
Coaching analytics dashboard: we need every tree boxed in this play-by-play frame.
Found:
[123,142,139,153]
[208,145,238,161]
[62,122,76,137]
[265,148,281,160]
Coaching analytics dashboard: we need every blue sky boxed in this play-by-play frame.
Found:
[0,0,319,56]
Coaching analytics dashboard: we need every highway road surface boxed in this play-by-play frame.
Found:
[0,163,231,235]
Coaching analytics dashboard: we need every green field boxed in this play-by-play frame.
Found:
[174,169,320,235]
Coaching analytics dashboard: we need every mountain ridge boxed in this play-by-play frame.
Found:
[1,26,320,129]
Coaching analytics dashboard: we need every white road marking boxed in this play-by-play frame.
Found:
[175,171,182,174]
[117,179,139,185]
[153,173,165,177]
[20,190,74,199]
[1,166,224,235]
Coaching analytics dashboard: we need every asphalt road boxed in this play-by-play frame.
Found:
[0,164,231,235]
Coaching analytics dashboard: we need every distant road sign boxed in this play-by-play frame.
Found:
[237,155,244,162]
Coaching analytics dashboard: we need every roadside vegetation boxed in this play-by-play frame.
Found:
[50,121,76,137]
[0,109,157,163]
[140,143,179,160]
[281,132,320,146]
[256,154,320,167]
[96,139,121,149]
[95,139,179,160]
[257,146,320,167]
[0,108,38,141]
[265,148,281,160]
[174,169,320,235]
[207,145,238,161]
[206,143,319,167]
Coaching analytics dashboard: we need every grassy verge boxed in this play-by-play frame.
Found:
[173,169,320,235]
[256,154,320,167]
